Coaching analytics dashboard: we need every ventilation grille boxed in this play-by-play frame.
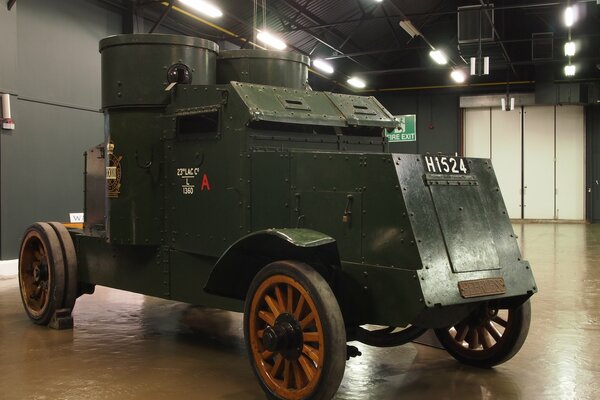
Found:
[532,32,554,61]
[458,5,494,44]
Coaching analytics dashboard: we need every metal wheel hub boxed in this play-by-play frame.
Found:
[262,313,304,359]
[33,263,48,283]
[468,304,497,326]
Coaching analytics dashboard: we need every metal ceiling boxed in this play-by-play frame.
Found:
[99,0,600,92]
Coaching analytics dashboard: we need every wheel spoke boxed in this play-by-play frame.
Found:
[478,327,493,349]
[286,286,294,313]
[468,327,480,349]
[274,285,286,312]
[271,355,284,378]
[298,355,316,381]
[31,284,43,300]
[300,312,315,330]
[303,332,320,342]
[303,344,320,365]
[283,360,291,389]
[261,350,274,360]
[454,323,469,342]
[257,329,265,339]
[493,315,508,328]
[264,295,282,318]
[294,295,305,320]
[258,310,276,326]
[485,321,502,341]
[292,360,305,389]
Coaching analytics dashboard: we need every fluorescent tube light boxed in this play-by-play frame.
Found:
[564,64,576,76]
[399,20,421,38]
[564,41,576,56]
[256,30,287,50]
[564,6,577,27]
[347,76,366,89]
[312,59,334,74]
[429,49,448,65]
[450,69,466,83]
[178,0,223,18]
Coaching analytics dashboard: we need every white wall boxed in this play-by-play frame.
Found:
[0,260,17,276]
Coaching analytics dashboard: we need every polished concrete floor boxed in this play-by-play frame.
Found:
[1,223,599,400]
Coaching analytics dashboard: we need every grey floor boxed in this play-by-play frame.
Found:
[0,223,598,399]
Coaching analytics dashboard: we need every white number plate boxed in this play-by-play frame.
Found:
[424,156,470,175]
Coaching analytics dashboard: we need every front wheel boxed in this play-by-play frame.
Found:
[244,260,346,400]
[434,300,531,368]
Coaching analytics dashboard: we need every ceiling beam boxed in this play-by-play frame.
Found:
[244,0,370,69]
[280,0,597,33]
[149,0,174,33]
[479,0,517,77]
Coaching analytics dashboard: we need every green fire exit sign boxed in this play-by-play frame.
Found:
[386,114,416,142]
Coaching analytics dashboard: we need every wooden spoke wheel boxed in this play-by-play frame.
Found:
[434,300,531,368]
[244,261,346,400]
[19,222,77,325]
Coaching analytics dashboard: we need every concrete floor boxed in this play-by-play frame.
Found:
[0,223,598,400]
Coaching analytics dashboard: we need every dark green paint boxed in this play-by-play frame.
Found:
[73,35,536,329]
[217,49,309,90]
[100,34,218,108]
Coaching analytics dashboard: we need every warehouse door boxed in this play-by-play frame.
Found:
[523,106,555,219]
[556,106,585,220]
[491,108,522,218]
[463,105,585,220]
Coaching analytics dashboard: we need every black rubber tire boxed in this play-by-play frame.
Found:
[18,222,67,325]
[244,260,346,400]
[434,300,531,368]
[48,222,78,311]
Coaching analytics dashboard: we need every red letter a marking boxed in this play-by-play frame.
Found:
[201,174,211,191]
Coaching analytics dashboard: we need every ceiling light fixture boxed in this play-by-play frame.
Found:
[256,30,287,50]
[564,64,576,76]
[429,49,448,65]
[501,96,515,112]
[450,69,467,83]
[178,0,223,18]
[399,20,421,38]
[470,56,490,76]
[564,41,576,56]
[347,76,366,89]
[564,6,577,27]
[312,59,334,74]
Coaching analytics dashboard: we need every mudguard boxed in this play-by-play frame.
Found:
[204,228,341,299]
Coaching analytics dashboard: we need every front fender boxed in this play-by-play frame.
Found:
[204,228,340,299]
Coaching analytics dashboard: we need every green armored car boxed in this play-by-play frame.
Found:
[18,34,537,400]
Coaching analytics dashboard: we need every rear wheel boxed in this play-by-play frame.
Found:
[244,261,346,400]
[434,300,531,368]
[47,222,78,310]
[19,223,66,325]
